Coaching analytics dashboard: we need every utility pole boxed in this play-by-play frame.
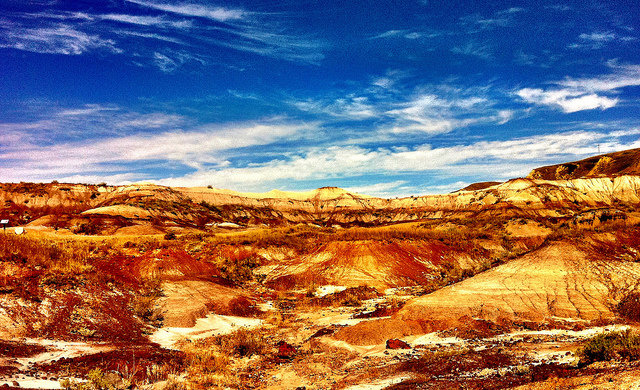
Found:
[0,219,7,256]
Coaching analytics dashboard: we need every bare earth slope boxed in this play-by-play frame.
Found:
[260,239,496,290]
[528,148,640,180]
[335,238,640,345]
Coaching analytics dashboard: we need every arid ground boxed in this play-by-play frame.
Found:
[3,149,640,389]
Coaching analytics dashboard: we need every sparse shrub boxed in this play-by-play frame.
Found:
[185,347,230,375]
[218,254,262,285]
[60,368,123,390]
[310,286,380,307]
[578,330,640,363]
[181,328,267,388]
[212,328,267,357]
[132,295,164,327]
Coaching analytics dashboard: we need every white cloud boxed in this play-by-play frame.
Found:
[0,25,121,55]
[292,96,376,120]
[404,32,422,39]
[370,30,405,39]
[125,0,246,22]
[58,104,120,117]
[0,120,316,183]
[568,31,636,50]
[152,50,205,72]
[100,14,192,28]
[382,93,497,134]
[151,129,640,191]
[116,113,184,128]
[451,42,492,60]
[557,63,640,92]
[579,31,616,42]
[516,63,640,112]
[344,181,408,197]
[609,128,640,137]
[2,3,326,68]
[517,88,618,113]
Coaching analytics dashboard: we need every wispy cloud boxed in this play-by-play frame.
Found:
[1,105,188,143]
[291,78,514,137]
[115,113,184,128]
[0,117,317,182]
[370,29,430,40]
[58,104,119,117]
[517,63,640,112]
[152,50,205,72]
[344,181,408,197]
[0,24,121,55]
[517,88,618,113]
[292,96,377,120]
[568,31,635,50]
[151,128,640,192]
[451,42,492,60]
[100,13,193,28]
[556,63,640,92]
[1,3,326,70]
[459,7,525,32]
[125,0,246,22]
[383,93,504,134]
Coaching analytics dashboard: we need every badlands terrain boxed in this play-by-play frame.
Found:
[2,149,640,388]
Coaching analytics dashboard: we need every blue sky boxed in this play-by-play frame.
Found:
[0,0,639,196]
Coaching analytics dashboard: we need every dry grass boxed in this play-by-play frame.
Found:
[0,234,168,341]
[179,328,269,389]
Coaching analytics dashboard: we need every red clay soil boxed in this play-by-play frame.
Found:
[0,341,47,358]
[103,248,223,284]
[267,239,489,289]
[36,288,148,343]
[33,343,184,382]
[387,360,631,390]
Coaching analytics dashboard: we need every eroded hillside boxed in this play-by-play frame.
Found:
[4,174,640,235]
[3,150,640,389]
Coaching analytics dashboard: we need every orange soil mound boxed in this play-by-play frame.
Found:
[335,241,640,345]
[263,240,489,290]
[114,224,164,236]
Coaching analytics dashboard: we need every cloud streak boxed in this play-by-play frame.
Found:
[517,63,640,112]
[0,117,317,182]
[1,3,326,69]
[0,23,121,55]
[124,0,246,22]
[154,129,639,192]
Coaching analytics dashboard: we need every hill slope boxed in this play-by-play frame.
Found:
[528,148,640,180]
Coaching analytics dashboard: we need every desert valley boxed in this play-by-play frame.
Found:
[1,149,640,389]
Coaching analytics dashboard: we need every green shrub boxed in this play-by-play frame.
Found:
[578,330,640,363]
[60,368,124,390]
[218,255,261,285]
